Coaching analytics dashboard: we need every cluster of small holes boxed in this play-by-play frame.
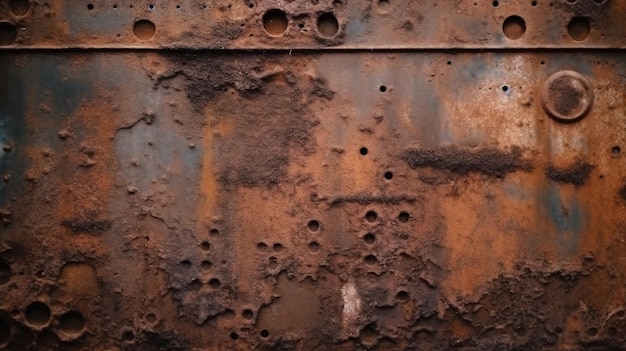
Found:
[262,9,339,38]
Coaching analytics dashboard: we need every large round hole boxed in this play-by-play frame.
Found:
[25,302,51,326]
[363,233,375,244]
[0,318,10,346]
[612,146,621,155]
[201,260,212,270]
[360,147,368,155]
[568,17,590,41]
[263,9,288,36]
[0,260,10,285]
[133,20,156,41]
[260,329,269,338]
[317,13,339,38]
[0,22,17,46]
[9,0,30,16]
[503,15,526,40]
[384,171,393,180]
[60,311,85,335]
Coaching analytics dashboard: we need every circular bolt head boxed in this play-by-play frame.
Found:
[541,70,593,123]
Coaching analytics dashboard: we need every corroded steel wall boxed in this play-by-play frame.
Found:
[1,1,626,350]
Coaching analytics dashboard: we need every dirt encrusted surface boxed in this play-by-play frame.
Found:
[548,76,585,116]
[152,52,324,187]
[401,146,533,178]
[546,162,594,186]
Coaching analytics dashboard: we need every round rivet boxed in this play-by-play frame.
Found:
[541,70,593,123]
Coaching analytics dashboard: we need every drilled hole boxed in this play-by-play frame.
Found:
[365,211,378,223]
[242,309,254,320]
[145,313,157,323]
[568,17,590,41]
[531,0,537,5]
[209,278,221,289]
[0,260,10,285]
[87,3,94,10]
[9,0,30,16]
[263,9,288,36]
[360,147,368,155]
[273,243,284,252]
[379,85,387,92]
[0,318,9,346]
[25,302,51,326]
[148,4,155,10]
[308,220,320,232]
[0,22,17,46]
[133,20,156,41]
[503,15,526,40]
[502,85,509,92]
[260,329,270,338]
[396,290,409,301]
[612,146,621,155]
[364,255,378,265]
[398,211,410,223]
[60,311,85,335]
[384,171,393,180]
[317,12,339,37]
[257,242,268,251]
[201,260,212,270]
[363,233,375,244]
[554,326,564,334]
[492,0,499,6]
[209,228,219,236]
[308,242,320,252]
[230,332,239,340]
[122,331,135,342]
[180,260,191,268]
[200,241,211,251]
[586,327,598,336]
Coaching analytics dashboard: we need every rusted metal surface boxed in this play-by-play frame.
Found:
[0,0,625,49]
[1,1,626,351]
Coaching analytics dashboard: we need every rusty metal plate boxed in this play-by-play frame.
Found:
[1,1,626,351]
[0,0,625,49]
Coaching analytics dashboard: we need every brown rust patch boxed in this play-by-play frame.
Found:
[545,162,593,186]
[60,218,111,235]
[401,146,533,178]
[156,53,326,187]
